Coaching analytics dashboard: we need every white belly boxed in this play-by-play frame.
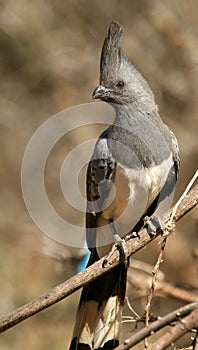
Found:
[95,155,173,257]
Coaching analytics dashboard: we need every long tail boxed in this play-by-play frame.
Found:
[69,249,127,350]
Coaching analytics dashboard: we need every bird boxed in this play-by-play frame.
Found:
[69,21,179,350]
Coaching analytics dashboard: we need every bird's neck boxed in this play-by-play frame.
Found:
[112,102,163,130]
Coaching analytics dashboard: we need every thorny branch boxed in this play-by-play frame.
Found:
[0,183,197,335]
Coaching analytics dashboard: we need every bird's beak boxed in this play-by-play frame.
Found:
[92,85,111,100]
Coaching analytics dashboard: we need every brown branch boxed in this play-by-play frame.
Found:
[0,184,197,334]
[148,307,198,350]
[156,281,198,303]
[114,302,198,350]
[127,268,198,303]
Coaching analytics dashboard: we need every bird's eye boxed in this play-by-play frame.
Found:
[116,80,124,88]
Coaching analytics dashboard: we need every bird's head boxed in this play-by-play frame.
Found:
[92,22,155,107]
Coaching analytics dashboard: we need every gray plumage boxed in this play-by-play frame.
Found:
[69,22,179,350]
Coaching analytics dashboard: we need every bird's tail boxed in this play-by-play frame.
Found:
[69,249,127,350]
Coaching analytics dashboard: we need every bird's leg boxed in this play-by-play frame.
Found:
[103,220,128,267]
[143,215,163,237]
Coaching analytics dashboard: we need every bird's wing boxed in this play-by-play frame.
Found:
[86,128,116,250]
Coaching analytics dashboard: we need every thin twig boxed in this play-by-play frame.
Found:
[163,172,198,237]
[144,237,167,347]
[170,170,198,224]
[0,184,197,334]
[114,302,198,350]
[125,296,141,319]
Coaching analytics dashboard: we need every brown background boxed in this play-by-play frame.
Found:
[0,1,197,349]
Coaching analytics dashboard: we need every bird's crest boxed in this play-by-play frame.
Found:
[100,22,126,84]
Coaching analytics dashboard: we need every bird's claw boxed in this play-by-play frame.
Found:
[143,215,163,237]
[114,234,128,267]
[103,220,129,268]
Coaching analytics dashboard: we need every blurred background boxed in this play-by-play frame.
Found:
[0,0,197,349]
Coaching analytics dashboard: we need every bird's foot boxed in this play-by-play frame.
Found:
[143,215,163,237]
[102,244,117,268]
[103,221,128,268]
[114,234,128,267]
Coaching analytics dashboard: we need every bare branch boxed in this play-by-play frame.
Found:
[156,281,198,303]
[169,170,198,224]
[127,267,198,303]
[114,302,198,350]
[162,182,198,238]
[0,184,197,334]
[148,307,198,350]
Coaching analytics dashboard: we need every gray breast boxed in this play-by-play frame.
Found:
[106,124,171,169]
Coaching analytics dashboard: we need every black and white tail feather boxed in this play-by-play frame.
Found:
[69,251,127,349]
